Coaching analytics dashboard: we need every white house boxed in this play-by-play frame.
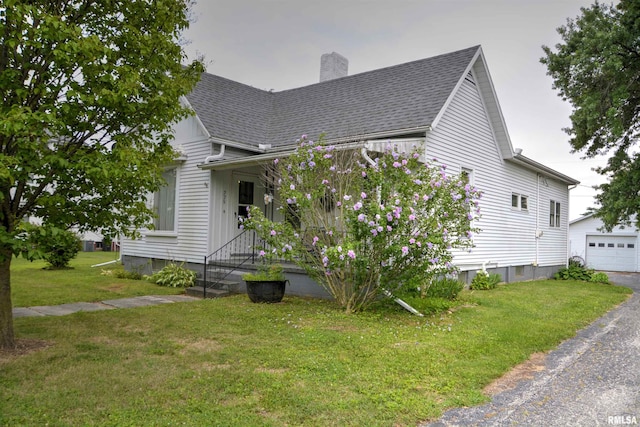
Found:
[569,214,639,272]
[121,46,579,293]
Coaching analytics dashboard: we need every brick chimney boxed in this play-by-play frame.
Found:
[319,52,348,82]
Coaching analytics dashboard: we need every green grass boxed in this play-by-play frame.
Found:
[10,252,183,307]
[0,278,631,426]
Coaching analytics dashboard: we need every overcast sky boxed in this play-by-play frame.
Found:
[182,0,609,220]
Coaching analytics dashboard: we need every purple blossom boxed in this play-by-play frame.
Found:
[362,171,367,177]
[336,201,342,207]
[324,154,332,159]
[393,161,401,168]
[322,256,329,266]
[306,193,312,200]
[409,238,416,244]
[270,230,277,236]
[274,158,279,165]
[357,214,366,222]
[401,246,409,255]
[290,184,296,190]
[330,166,336,171]
[371,229,378,236]
[308,161,316,167]
[343,195,352,201]
[259,250,266,257]
[409,214,416,221]
[387,225,393,232]
[361,192,367,199]
[347,250,356,259]
[353,201,363,211]
[322,179,329,185]
[312,236,319,246]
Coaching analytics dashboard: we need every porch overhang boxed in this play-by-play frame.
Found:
[197,149,294,171]
[197,128,429,171]
[197,137,426,171]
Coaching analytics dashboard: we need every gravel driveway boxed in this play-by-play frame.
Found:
[425,272,640,427]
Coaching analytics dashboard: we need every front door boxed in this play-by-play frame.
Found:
[233,173,263,237]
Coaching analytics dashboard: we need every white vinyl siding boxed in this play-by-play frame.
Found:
[426,72,570,269]
[121,115,219,263]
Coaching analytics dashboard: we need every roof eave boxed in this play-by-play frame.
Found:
[508,154,580,186]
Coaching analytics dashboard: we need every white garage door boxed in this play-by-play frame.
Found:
[586,235,637,272]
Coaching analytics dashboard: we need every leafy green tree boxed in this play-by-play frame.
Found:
[541,0,640,230]
[0,1,203,349]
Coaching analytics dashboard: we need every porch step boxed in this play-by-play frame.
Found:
[195,278,241,289]
[186,286,230,299]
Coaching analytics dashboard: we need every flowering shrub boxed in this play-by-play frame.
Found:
[243,135,482,312]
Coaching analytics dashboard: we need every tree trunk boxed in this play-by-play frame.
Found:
[0,248,15,349]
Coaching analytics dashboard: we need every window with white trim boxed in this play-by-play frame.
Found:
[154,168,177,231]
[549,200,561,228]
[511,193,528,211]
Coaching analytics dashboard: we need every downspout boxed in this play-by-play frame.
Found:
[362,144,423,317]
[535,174,540,267]
[567,184,578,267]
[204,143,225,163]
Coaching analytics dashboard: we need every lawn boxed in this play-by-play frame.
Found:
[0,264,631,426]
[10,252,184,307]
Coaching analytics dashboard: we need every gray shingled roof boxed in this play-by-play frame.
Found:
[186,45,480,148]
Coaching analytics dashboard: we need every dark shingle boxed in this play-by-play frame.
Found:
[186,46,480,148]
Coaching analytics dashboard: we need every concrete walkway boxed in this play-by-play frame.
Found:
[12,294,199,318]
[427,272,640,426]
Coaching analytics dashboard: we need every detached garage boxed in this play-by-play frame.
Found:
[569,214,640,272]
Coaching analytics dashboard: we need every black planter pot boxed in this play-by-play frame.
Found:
[245,280,288,303]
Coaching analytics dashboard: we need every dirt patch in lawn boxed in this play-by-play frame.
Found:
[483,352,547,396]
[0,339,52,361]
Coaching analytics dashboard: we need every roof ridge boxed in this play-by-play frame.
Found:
[187,45,481,147]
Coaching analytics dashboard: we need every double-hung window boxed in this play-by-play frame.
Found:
[549,200,561,228]
[154,168,177,231]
